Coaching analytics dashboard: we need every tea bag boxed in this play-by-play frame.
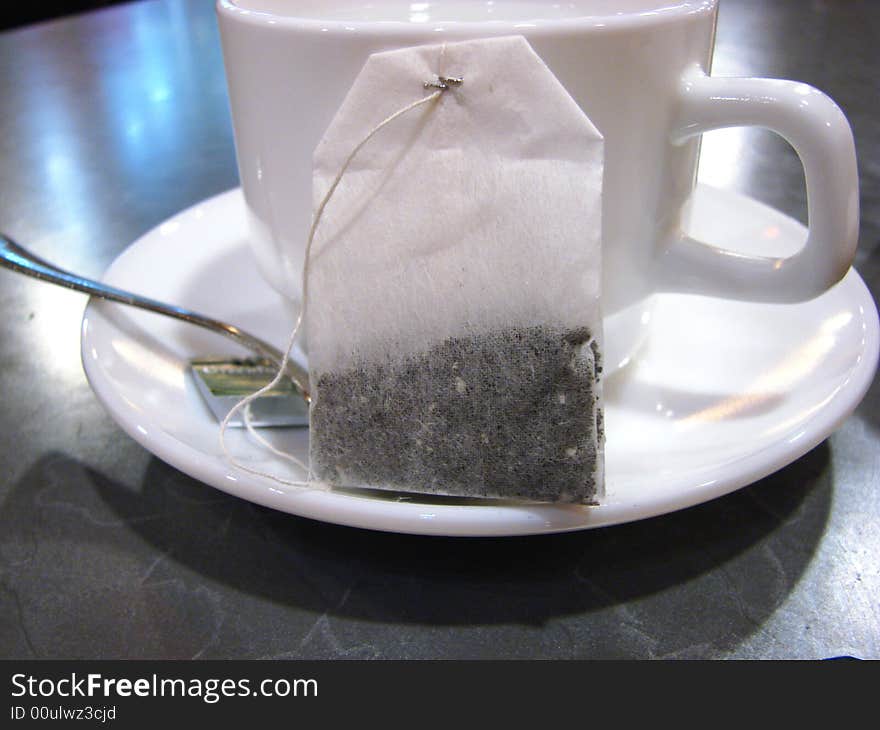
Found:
[306,36,604,503]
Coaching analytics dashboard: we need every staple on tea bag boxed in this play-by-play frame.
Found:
[307,36,605,503]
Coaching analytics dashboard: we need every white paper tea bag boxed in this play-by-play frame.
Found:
[306,36,604,503]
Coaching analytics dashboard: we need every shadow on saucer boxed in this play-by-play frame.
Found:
[0,444,832,658]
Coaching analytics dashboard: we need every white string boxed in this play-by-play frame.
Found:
[218,86,446,489]
[243,402,310,471]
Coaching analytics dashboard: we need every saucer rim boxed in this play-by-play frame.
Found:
[80,185,880,536]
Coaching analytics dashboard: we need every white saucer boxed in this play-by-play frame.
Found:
[80,185,879,536]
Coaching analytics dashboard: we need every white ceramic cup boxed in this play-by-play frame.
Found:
[217,0,859,371]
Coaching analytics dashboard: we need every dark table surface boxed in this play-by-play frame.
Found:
[0,0,877,660]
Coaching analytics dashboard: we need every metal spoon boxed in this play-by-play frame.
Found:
[0,233,311,405]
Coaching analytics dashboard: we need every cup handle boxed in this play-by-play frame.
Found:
[659,66,859,302]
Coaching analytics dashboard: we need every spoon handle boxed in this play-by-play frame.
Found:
[0,233,310,400]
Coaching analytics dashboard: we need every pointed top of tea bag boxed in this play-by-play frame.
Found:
[314,35,602,172]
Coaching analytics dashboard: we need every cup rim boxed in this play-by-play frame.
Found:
[216,0,717,35]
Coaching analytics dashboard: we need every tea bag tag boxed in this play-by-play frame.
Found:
[308,36,605,503]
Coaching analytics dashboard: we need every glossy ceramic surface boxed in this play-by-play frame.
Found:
[217,0,858,373]
[80,184,878,536]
